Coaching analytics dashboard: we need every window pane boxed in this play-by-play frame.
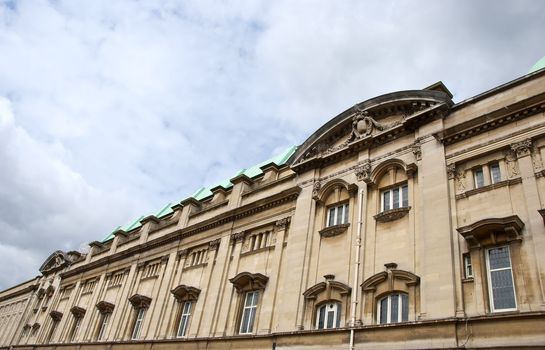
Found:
[383,191,390,211]
[343,204,349,224]
[328,208,335,227]
[317,305,325,329]
[392,188,400,209]
[490,269,516,310]
[336,303,341,327]
[247,307,256,333]
[474,168,484,188]
[490,164,501,183]
[178,315,188,337]
[379,298,388,324]
[402,185,408,207]
[326,308,334,329]
[401,294,408,322]
[488,247,511,270]
[390,294,399,323]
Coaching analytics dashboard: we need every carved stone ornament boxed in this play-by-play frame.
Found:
[446,164,456,180]
[510,139,533,158]
[455,169,466,193]
[312,181,321,200]
[504,150,519,178]
[49,310,63,322]
[70,306,86,318]
[319,223,350,238]
[95,301,115,314]
[39,250,70,275]
[412,144,422,161]
[229,272,269,293]
[177,249,189,260]
[374,207,411,223]
[532,145,543,170]
[355,160,372,182]
[208,238,221,250]
[350,110,405,140]
[128,294,152,309]
[230,231,246,244]
[171,285,201,302]
[275,217,291,231]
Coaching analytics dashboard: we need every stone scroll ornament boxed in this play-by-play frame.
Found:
[350,110,405,140]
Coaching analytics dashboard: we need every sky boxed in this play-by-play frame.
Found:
[0,0,544,290]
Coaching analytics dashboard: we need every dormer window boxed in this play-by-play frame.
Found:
[381,184,408,212]
[327,203,349,227]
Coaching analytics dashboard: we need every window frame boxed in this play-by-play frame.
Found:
[463,253,473,279]
[176,301,192,338]
[96,312,110,341]
[486,246,517,313]
[326,202,349,227]
[376,293,409,324]
[239,291,259,334]
[489,162,501,184]
[69,316,82,342]
[315,301,341,329]
[380,183,408,212]
[473,167,485,188]
[131,308,146,340]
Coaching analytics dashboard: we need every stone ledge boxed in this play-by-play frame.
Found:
[374,207,411,223]
[319,223,350,238]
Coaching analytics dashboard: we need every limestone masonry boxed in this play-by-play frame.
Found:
[2,64,545,349]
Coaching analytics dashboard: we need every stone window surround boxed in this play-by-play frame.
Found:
[229,272,269,335]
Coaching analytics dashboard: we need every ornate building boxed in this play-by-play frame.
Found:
[2,62,545,349]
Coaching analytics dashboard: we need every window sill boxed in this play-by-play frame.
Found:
[374,206,411,223]
[319,223,350,238]
[456,178,521,199]
[462,277,474,283]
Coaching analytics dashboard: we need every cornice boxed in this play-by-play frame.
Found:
[61,186,301,279]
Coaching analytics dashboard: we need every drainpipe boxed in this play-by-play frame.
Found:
[349,187,364,350]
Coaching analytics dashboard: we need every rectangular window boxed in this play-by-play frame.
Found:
[131,308,146,340]
[490,163,501,184]
[97,313,110,341]
[69,317,82,342]
[239,291,259,334]
[486,246,517,312]
[176,302,192,337]
[326,203,349,227]
[474,167,485,188]
[381,184,408,211]
[463,253,473,279]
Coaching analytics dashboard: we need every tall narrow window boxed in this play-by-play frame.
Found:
[487,246,517,312]
[326,203,349,227]
[490,163,501,184]
[474,167,484,188]
[463,253,473,279]
[176,302,192,337]
[377,293,408,324]
[97,313,110,341]
[239,291,259,334]
[381,184,408,212]
[131,308,146,340]
[69,317,82,342]
[316,302,341,329]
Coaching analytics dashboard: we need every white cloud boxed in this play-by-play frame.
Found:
[0,0,544,289]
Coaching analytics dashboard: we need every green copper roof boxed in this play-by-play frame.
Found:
[101,146,297,243]
[529,55,545,73]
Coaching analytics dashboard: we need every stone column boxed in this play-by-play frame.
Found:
[142,254,172,339]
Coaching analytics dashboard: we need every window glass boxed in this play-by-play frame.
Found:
[392,188,400,208]
[177,302,192,337]
[131,308,146,340]
[474,167,484,188]
[401,185,408,207]
[487,247,516,311]
[381,184,408,212]
[97,313,110,341]
[240,291,259,334]
[316,302,340,329]
[377,293,408,324]
[383,192,391,211]
[326,203,349,227]
[490,163,501,184]
[463,254,473,278]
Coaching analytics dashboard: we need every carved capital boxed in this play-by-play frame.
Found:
[231,231,246,244]
[160,255,169,264]
[177,249,189,260]
[355,160,372,182]
[208,238,221,251]
[446,164,456,180]
[412,144,422,161]
[275,217,291,231]
[312,181,321,201]
[510,139,533,158]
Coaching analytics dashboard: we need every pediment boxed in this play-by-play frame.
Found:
[171,285,201,302]
[39,250,71,275]
[290,89,452,172]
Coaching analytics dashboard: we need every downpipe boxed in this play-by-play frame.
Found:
[349,187,364,350]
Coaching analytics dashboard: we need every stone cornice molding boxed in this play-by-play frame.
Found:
[128,294,152,309]
[361,269,420,292]
[70,306,86,318]
[303,277,351,300]
[456,215,524,249]
[95,301,115,314]
[170,285,201,302]
[49,310,63,322]
[61,186,301,279]
[229,272,269,293]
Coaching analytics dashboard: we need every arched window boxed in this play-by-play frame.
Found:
[170,285,201,338]
[128,294,151,340]
[229,272,269,335]
[316,301,341,329]
[377,293,408,324]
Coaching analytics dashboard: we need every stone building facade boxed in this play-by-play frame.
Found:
[1,66,545,349]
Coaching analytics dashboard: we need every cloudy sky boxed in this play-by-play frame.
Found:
[0,0,544,290]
